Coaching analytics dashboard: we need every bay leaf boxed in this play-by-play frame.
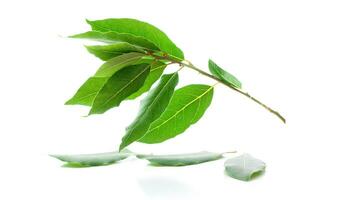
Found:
[119,72,179,150]
[127,61,167,99]
[224,154,266,181]
[208,59,242,89]
[87,18,184,59]
[137,151,223,166]
[50,151,132,167]
[85,42,144,61]
[94,52,145,77]
[70,31,158,50]
[89,63,150,115]
[139,84,213,143]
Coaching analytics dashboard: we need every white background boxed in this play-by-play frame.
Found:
[0,0,345,199]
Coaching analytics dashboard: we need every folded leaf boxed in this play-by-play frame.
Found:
[89,64,150,115]
[50,151,132,167]
[208,59,242,89]
[94,52,145,77]
[70,31,158,50]
[224,154,266,181]
[127,61,167,99]
[120,72,179,150]
[139,84,213,143]
[65,77,107,106]
[137,151,223,166]
[87,18,184,59]
[85,43,144,61]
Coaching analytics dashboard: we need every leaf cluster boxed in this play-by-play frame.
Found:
[66,18,243,150]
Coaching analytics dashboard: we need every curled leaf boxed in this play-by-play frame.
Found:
[50,151,132,167]
[224,154,266,181]
[137,151,223,166]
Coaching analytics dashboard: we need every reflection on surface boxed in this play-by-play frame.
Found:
[137,176,196,199]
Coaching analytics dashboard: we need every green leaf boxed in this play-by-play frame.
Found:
[208,59,242,89]
[85,43,144,61]
[70,31,159,50]
[127,61,167,99]
[139,84,214,143]
[65,77,107,106]
[137,151,223,166]
[89,63,150,115]
[224,154,266,181]
[50,151,132,167]
[87,18,184,59]
[120,72,179,150]
[94,52,145,77]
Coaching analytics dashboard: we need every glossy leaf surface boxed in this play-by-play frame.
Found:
[120,73,179,150]
[70,31,158,50]
[208,59,241,89]
[89,64,150,115]
[85,43,144,61]
[139,84,213,143]
[127,61,167,99]
[65,77,107,106]
[94,52,145,77]
[87,18,184,59]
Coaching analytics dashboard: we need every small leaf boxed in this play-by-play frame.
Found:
[50,151,132,167]
[85,43,145,61]
[139,84,213,143]
[119,72,179,150]
[65,77,107,106]
[94,52,145,77]
[224,154,266,181]
[87,18,184,59]
[70,31,158,50]
[89,63,150,115]
[137,151,223,166]
[127,61,167,99]
[208,59,242,89]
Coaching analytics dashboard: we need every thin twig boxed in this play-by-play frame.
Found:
[148,53,286,123]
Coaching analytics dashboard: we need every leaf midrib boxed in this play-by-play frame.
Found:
[95,66,149,109]
[124,73,177,139]
[147,86,213,132]
[96,53,143,76]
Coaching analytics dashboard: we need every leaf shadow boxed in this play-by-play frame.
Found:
[61,162,116,168]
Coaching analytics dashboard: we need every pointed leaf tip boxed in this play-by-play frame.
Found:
[208,59,242,89]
